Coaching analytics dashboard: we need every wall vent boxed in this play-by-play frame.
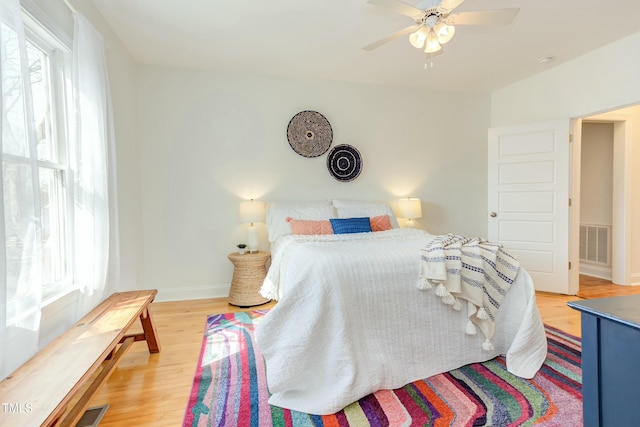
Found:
[579,223,611,266]
[76,405,109,427]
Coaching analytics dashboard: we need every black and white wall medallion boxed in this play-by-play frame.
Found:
[286,110,333,157]
[326,144,362,182]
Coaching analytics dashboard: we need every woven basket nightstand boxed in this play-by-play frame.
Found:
[227,251,271,307]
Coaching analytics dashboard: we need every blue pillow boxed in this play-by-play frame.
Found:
[330,217,372,234]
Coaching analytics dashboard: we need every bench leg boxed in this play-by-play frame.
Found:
[140,307,161,353]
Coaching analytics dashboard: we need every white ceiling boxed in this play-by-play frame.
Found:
[90,0,640,93]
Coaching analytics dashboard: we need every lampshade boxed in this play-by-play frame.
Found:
[435,22,455,44]
[424,30,442,54]
[399,197,422,219]
[239,199,265,224]
[409,26,429,49]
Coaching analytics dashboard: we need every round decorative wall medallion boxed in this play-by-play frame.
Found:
[326,144,362,182]
[286,111,333,157]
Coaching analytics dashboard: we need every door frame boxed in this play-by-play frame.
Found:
[568,119,581,295]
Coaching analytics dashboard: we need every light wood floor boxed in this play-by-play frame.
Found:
[90,276,640,426]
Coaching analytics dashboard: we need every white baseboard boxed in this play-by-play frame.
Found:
[580,269,640,286]
[579,264,612,281]
[155,283,231,302]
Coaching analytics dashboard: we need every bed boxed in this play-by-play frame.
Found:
[254,200,548,415]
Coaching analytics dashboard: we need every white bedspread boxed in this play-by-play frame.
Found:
[255,229,548,415]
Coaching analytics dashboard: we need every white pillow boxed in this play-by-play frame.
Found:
[266,201,336,242]
[332,199,400,228]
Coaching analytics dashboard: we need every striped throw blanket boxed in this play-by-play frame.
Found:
[418,234,520,351]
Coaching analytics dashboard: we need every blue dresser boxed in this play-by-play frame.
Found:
[567,294,640,427]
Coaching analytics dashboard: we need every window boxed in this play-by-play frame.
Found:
[26,31,72,298]
[3,9,73,314]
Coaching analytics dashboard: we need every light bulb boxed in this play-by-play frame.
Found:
[435,23,455,44]
[424,29,441,53]
[409,27,428,49]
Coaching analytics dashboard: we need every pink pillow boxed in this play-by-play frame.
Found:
[370,215,393,232]
[286,218,334,235]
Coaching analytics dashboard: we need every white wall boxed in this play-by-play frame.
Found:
[137,66,490,300]
[614,105,640,284]
[491,32,640,126]
[580,123,613,225]
[491,31,640,285]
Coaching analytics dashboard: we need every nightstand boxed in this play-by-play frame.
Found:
[227,251,271,307]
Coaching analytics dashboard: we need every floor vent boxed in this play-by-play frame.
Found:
[75,404,109,427]
[579,224,611,266]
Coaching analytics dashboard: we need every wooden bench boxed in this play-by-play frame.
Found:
[0,289,161,427]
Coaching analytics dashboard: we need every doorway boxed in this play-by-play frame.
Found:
[575,105,639,288]
[578,121,614,281]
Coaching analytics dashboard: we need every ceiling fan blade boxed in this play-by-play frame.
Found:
[448,8,519,26]
[362,24,420,51]
[437,0,465,15]
[367,0,424,19]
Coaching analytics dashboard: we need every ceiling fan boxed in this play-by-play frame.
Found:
[363,0,519,55]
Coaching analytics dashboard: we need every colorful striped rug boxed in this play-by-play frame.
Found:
[183,310,582,426]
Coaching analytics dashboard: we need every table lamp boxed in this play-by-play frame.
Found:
[399,197,422,228]
[239,199,265,253]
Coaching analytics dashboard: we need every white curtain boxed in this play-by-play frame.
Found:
[0,5,118,379]
[0,0,44,378]
[71,12,118,316]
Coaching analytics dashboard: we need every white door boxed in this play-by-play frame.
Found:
[488,119,572,294]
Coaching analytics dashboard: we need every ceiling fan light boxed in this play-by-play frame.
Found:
[435,23,455,44]
[409,32,426,49]
[409,26,429,49]
[424,29,441,53]
[424,43,442,54]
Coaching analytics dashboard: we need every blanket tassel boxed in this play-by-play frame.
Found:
[465,320,477,335]
[434,283,450,298]
[477,307,489,320]
[442,294,456,306]
[482,339,494,351]
[416,277,432,291]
